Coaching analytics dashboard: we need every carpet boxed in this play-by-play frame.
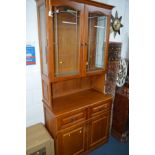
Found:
[88,136,129,155]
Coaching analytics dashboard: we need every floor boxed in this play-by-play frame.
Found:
[89,136,129,155]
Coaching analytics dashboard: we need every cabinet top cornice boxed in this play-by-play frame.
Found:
[71,0,114,10]
[36,0,114,10]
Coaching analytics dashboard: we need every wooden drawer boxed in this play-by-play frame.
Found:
[57,109,86,130]
[90,101,111,117]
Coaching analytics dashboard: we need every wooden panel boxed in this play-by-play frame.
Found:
[52,77,93,98]
[88,112,110,149]
[74,0,114,10]
[42,80,52,108]
[57,108,86,130]
[42,80,49,102]
[44,106,57,138]
[57,124,85,155]
[92,74,106,93]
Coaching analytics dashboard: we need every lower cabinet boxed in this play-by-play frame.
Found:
[44,99,112,155]
[57,124,86,155]
[88,113,110,149]
[56,112,110,155]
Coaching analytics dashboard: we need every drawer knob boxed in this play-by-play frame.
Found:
[69,134,70,136]
[70,117,75,122]
[79,130,82,133]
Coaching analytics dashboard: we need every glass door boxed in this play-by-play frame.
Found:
[52,4,84,78]
[85,6,110,73]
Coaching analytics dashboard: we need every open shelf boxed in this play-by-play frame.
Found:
[52,89,112,115]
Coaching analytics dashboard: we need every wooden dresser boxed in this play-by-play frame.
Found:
[36,0,114,154]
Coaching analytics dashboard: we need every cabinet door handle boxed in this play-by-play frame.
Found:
[81,43,84,46]
[79,130,82,134]
[59,61,63,64]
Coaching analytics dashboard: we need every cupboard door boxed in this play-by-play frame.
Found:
[88,113,110,149]
[57,125,85,155]
[50,1,84,78]
[84,5,111,74]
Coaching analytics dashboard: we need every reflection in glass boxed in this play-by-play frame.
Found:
[87,12,107,71]
[39,4,48,75]
[53,6,80,77]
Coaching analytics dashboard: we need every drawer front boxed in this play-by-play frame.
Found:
[57,109,86,130]
[90,101,111,117]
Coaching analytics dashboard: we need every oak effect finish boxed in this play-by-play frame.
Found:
[36,0,114,154]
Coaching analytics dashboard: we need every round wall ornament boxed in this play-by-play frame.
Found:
[116,59,127,87]
[111,11,123,38]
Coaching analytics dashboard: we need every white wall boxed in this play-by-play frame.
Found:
[26,0,44,127]
[26,0,129,127]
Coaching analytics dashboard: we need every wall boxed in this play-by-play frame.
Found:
[26,0,129,127]
[26,0,44,127]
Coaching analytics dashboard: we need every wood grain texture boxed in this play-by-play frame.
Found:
[88,112,110,149]
[52,77,93,98]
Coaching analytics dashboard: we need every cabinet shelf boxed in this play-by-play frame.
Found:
[52,89,112,115]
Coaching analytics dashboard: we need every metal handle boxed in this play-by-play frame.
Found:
[59,61,63,64]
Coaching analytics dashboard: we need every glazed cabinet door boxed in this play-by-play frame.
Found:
[38,1,48,76]
[57,125,85,155]
[48,0,84,80]
[88,113,110,149]
[84,5,111,75]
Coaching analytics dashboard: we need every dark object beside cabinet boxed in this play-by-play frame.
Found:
[111,83,129,142]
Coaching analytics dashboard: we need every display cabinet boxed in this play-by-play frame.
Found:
[36,0,114,154]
